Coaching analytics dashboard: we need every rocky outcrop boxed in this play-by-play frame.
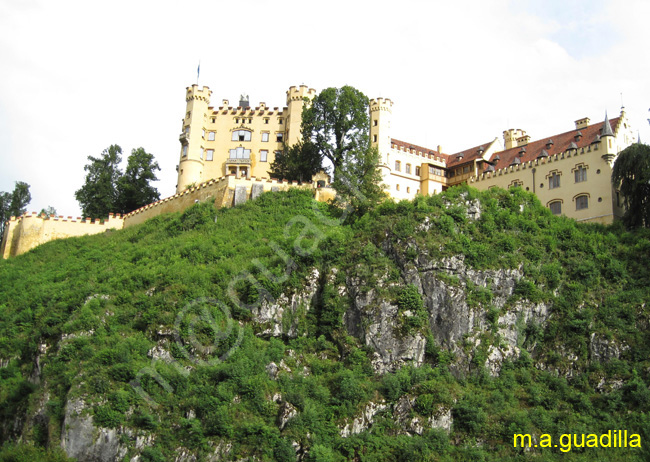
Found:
[344,285,426,374]
[339,401,387,437]
[61,398,128,462]
[251,268,320,338]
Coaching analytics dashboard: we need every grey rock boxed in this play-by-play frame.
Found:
[233,185,248,206]
[251,183,264,199]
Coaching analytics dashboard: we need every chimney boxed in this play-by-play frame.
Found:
[575,117,590,130]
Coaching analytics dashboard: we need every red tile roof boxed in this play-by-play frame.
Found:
[446,142,494,168]
[391,139,447,161]
[485,117,619,171]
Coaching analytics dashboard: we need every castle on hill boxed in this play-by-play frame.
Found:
[178,83,635,224]
[0,83,636,258]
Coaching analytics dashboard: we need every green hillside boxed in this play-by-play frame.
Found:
[1,187,650,461]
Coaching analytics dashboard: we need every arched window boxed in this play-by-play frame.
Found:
[548,201,562,215]
[575,195,589,210]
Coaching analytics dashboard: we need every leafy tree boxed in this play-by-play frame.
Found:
[612,143,650,228]
[115,147,160,214]
[0,181,32,235]
[301,86,371,171]
[268,141,323,183]
[75,145,123,219]
[75,145,160,218]
[302,86,385,218]
[39,206,57,217]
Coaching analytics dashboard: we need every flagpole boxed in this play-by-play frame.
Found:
[197,60,201,86]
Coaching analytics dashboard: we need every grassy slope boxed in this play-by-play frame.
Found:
[0,187,650,461]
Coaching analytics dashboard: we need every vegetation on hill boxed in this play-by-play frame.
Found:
[1,186,650,461]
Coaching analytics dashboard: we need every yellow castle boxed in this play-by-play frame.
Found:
[1,83,637,258]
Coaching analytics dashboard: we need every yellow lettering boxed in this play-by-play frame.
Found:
[600,430,612,448]
[573,434,585,448]
[560,434,572,453]
[513,434,531,448]
[630,434,641,448]
[539,434,552,448]
[586,434,598,447]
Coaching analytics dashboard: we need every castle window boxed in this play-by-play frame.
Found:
[229,147,251,159]
[200,148,204,160]
[182,145,188,157]
[235,118,239,124]
[549,172,561,189]
[549,201,562,215]
[211,117,216,123]
[509,180,523,189]
[416,166,421,176]
[407,187,411,193]
[186,111,191,119]
[248,118,252,124]
[206,149,214,161]
[260,150,268,162]
[395,160,401,171]
[574,165,587,183]
[278,118,283,124]
[202,129,205,139]
[373,119,378,126]
[262,132,269,142]
[406,163,411,174]
[232,130,251,142]
[396,184,400,191]
[264,118,269,124]
[208,132,215,141]
[373,134,378,143]
[276,133,284,142]
[576,195,589,210]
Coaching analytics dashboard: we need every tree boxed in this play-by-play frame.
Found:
[268,141,323,183]
[39,206,57,217]
[0,181,32,235]
[302,86,386,218]
[115,147,160,214]
[75,145,160,218]
[612,143,650,228]
[75,145,123,219]
[301,86,371,170]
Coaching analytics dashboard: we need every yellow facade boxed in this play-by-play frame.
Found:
[176,84,316,193]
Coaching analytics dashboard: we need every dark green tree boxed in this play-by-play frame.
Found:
[612,143,650,228]
[75,146,160,218]
[116,147,161,214]
[75,145,123,219]
[302,86,386,218]
[0,181,32,235]
[268,141,323,182]
[301,86,371,170]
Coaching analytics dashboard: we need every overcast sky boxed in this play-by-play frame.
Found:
[1,0,649,217]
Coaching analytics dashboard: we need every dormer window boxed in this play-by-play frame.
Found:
[232,130,252,142]
[546,139,554,149]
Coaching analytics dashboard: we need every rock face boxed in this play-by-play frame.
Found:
[61,399,127,462]
[251,268,320,338]
[344,285,426,374]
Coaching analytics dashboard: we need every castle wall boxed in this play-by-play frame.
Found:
[1,214,124,259]
[470,146,622,224]
[123,175,316,228]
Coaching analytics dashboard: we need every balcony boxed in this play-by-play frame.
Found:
[179,132,189,143]
[226,157,251,165]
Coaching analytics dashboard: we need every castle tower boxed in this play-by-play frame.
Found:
[285,85,317,146]
[177,85,212,193]
[369,98,393,182]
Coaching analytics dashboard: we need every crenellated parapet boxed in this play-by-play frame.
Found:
[186,84,212,103]
[369,98,393,112]
[1,212,125,259]
[286,85,317,103]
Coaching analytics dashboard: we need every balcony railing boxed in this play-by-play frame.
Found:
[226,158,251,164]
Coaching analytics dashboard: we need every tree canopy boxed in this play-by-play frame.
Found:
[268,141,323,183]
[75,145,160,219]
[301,86,385,218]
[0,181,32,235]
[612,143,650,228]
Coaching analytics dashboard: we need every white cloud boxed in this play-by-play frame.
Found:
[0,0,648,216]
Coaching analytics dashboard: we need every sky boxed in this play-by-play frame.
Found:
[1,0,649,217]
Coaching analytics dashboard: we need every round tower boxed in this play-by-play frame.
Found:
[285,85,317,146]
[370,98,393,183]
[177,85,212,193]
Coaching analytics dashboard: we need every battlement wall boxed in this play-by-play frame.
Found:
[123,175,318,228]
[1,213,125,259]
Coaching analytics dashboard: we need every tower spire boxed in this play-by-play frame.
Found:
[601,111,614,137]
